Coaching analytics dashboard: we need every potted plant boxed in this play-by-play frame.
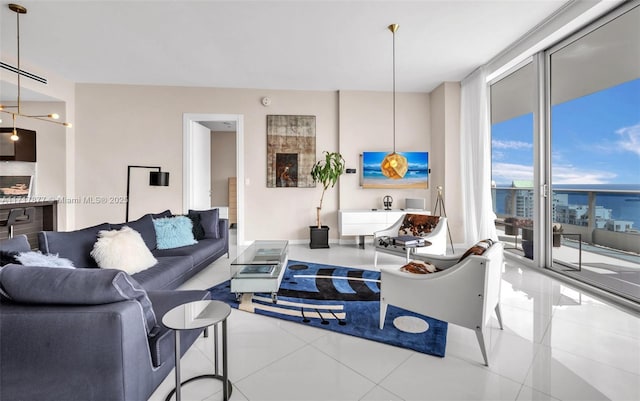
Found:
[504,217,519,236]
[552,223,563,247]
[519,218,534,241]
[309,151,345,248]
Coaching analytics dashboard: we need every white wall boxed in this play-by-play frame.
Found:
[430,82,463,243]
[74,84,338,240]
[211,131,236,207]
[73,84,453,241]
[337,91,431,214]
[190,122,212,211]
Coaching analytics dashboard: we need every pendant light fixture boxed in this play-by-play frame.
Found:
[0,3,72,142]
[380,23,408,180]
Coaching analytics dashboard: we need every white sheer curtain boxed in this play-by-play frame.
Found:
[460,67,498,245]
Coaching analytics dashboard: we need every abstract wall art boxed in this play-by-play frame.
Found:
[266,115,316,188]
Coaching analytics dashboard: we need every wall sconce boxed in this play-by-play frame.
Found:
[126,165,170,222]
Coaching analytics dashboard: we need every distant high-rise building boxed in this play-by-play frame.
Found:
[501,184,628,233]
[555,204,614,228]
[552,193,568,222]
[606,220,634,232]
[506,180,534,218]
[503,181,569,219]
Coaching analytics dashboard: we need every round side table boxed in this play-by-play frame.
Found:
[162,300,232,401]
[403,240,432,262]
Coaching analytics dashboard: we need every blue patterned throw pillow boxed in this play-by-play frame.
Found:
[153,216,198,249]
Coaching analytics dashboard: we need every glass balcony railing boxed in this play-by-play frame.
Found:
[492,186,640,302]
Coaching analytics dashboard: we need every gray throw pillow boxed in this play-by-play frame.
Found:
[110,214,157,250]
[188,208,220,239]
[185,212,205,240]
[150,209,172,219]
[0,265,157,334]
[38,223,111,267]
[0,235,31,253]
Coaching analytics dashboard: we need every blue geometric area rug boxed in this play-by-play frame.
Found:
[208,260,448,357]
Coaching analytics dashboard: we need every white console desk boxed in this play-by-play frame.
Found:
[338,209,431,247]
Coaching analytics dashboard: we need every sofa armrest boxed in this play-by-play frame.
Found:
[0,300,157,401]
[218,218,229,255]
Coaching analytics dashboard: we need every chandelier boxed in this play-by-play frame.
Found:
[380,23,408,179]
[0,3,72,141]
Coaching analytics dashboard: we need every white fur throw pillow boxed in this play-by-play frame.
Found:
[91,226,158,274]
[15,251,75,268]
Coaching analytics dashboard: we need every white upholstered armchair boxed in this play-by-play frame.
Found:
[373,214,448,267]
[379,240,504,366]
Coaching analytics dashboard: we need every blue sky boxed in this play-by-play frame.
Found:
[492,78,640,186]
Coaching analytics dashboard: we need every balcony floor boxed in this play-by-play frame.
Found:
[499,231,640,302]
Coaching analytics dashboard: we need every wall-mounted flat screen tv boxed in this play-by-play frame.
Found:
[0,128,37,162]
[362,151,428,189]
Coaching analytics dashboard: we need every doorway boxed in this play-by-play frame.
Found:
[183,113,245,245]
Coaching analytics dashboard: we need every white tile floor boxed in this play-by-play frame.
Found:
[149,237,640,401]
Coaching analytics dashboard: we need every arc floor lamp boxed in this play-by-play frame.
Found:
[125,165,170,222]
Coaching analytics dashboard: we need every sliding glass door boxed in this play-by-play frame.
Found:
[490,63,537,261]
[491,3,640,302]
[547,5,640,301]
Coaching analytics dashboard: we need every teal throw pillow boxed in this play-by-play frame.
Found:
[153,216,198,250]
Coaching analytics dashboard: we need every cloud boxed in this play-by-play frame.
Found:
[492,162,617,185]
[552,165,616,184]
[492,150,505,161]
[492,163,533,185]
[492,140,533,150]
[615,123,640,156]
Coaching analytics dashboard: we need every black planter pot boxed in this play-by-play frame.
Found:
[309,226,330,249]
[522,240,534,260]
[505,224,518,236]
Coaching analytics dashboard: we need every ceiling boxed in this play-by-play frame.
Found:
[198,120,236,132]
[492,3,639,124]
[0,0,570,101]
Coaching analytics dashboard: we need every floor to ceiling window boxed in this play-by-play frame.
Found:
[491,3,640,303]
[490,63,537,261]
[547,4,640,301]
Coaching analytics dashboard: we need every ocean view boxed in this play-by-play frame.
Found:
[493,184,640,229]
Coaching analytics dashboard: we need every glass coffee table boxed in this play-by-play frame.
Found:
[230,240,288,305]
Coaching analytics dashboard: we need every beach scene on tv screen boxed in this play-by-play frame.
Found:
[362,151,429,189]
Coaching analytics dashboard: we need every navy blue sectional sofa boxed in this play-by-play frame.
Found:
[0,210,229,401]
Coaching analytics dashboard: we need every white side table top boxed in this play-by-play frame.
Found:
[162,300,231,331]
